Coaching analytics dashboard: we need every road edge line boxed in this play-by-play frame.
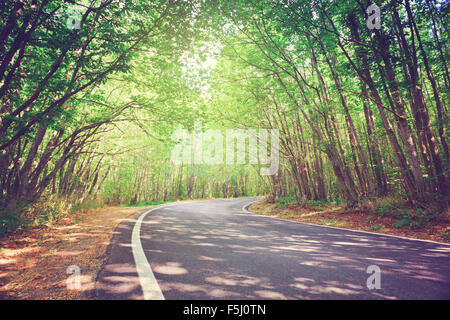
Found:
[242,199,450,247]
[132,205,173,300]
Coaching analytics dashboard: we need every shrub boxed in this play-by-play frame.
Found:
[30,195,73,226]
[127,200,165,207]
[304,199,330,210]
[0,195,106,237]
[371,224,382,231]
[0,207,26,237]
[375,202,395,217]
[275,194,298,208]
[71,198,104,213]
[393,208,436,229]
[439,230,450,239]
[358,200,376,213]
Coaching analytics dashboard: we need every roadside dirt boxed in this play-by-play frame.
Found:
[250,199,450,244]
[0,206,147,300]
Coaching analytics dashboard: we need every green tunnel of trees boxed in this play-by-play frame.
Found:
[0,0,448,233]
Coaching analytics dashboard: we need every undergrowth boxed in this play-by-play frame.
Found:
[0,195,105,237]
[274,194,334,210]
[361,197,442,229]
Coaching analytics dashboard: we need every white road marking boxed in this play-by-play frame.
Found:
[242,199,450,246]
[131,198,258,299]
[132,196,448,301]
[132,205,174,300]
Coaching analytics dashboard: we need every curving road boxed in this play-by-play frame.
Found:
[95,197,450,300]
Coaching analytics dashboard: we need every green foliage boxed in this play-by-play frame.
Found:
[0,207,26,237]
[0,196,107,236]
[304,200,331,211]
[393,208,436,229]
[318,220,338,226]
[439,230,450,240]
[275,194,298,208]
[69,198,104,215]
[373,199,440,230]
[127,200,167,207]
[371,225,383,231]
[0,0,449,236]
[375,202,396,217]
[28,195,75,226]
[275,195,330,210]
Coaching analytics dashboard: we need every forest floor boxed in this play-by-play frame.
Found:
[0,205,148,300]
[249,199,450,244]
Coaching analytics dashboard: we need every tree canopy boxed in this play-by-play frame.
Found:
[0,0,448,234]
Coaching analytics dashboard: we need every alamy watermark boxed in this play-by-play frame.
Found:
[66,5,82,30]
[366,265,381,290]
[66,265,81,290]
[367,4,381,30]
[170,121,279,175]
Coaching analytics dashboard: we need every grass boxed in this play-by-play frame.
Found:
[371,224,383,231]
[317,220,339,226]
[274,194,335,211]
[126,200,168,207]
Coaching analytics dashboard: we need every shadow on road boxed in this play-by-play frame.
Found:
[95,199,450,300]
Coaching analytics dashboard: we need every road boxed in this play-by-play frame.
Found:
[95,197,450,299]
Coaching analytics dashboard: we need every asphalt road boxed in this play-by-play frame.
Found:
[96,197,450,299]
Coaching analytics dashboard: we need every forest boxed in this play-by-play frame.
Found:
[0,0,448,235]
